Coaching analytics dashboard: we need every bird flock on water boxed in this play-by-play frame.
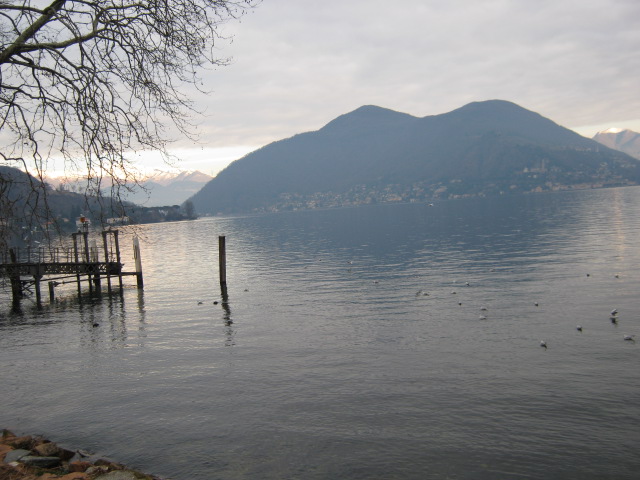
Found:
[193,261,635,349]
[411,271,636,350]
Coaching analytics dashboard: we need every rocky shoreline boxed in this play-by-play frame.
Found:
[1,429,162,480]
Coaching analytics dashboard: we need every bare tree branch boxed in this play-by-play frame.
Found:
[0,0,259,244]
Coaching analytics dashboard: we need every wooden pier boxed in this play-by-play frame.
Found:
[0,229,143,305]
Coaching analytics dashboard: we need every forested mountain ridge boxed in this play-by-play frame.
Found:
[189,100,640,215]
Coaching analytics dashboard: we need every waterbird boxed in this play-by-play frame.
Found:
[540,340,547,349]
[611,316,618,325]
[611,308,618,316]
[576,325,583,332]
[197,301,203,305]
[623,334,635,342]
[479,315,487,320]
[480,306,488,311]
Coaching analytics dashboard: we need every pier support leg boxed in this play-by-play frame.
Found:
[34,275,42,305]
[133,236,144,289]
[9,249,22,302]
[102,231,112,294]
[72,234,82,297]
[114,230,123,291]
[49,281,55,303]
[83,232,92,293]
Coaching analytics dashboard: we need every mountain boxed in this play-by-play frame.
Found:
[0,165,108,240]
[146,170,213,187]
[190,100,640,215]
[128,170,213,206]
[592,128,640,160]
[49,170,213,207]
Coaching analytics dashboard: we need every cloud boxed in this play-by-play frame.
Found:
[164,0,640,171]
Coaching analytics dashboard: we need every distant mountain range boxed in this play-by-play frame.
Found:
[48,170,213,207]
[127,170,213,206]
[1,165,110,236]
[190,100,640,215]
[1,167,206,240]
[592,128,640,160]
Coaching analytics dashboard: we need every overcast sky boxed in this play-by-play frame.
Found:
[161,0,640,176]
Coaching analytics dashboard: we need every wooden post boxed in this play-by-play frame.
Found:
[72,233,82,296]
[82,231,92,293]
[133,236,144,289]
[90,239,101,292]
[9,248,21,302]
[218,235,227,291]
[49,281,55,303]
[34,273,42,305]
[113,230,123,290]
[102,231,112,294]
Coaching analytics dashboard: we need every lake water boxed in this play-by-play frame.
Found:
[1,187,640,479]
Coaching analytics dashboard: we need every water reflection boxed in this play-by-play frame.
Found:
[221,286,235,346]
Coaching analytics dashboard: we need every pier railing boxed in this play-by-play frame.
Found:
[0,229,142,304]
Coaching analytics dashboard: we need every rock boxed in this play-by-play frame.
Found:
[34,441,61,457]
[93,471,139,480]
[58,474,90,480]
[20,455,62,468]
[39,474,88,480]
[3,448,32,463]
[69,460,93,472]
[0,444,13,462]
[0,464,21,478]
[86,465,110,475]
[7,435,34,449]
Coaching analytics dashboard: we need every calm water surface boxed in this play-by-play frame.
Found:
[2,187,640,479]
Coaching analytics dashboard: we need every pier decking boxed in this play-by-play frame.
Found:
[1,230,142,305]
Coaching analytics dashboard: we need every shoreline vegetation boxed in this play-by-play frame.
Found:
[1,429,162,480]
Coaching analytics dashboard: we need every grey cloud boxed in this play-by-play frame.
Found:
[186,0,640,149]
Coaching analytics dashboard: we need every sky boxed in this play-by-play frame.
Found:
[146,0,640,177]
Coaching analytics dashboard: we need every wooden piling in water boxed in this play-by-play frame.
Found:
[133,236,143,289]
[9,249,21,301]
[82,231,92,293]
[113,230,123,291]
[102,231,112,294]
[34,271,42,305]
[219,235,227,291]
[72,234,82,296]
